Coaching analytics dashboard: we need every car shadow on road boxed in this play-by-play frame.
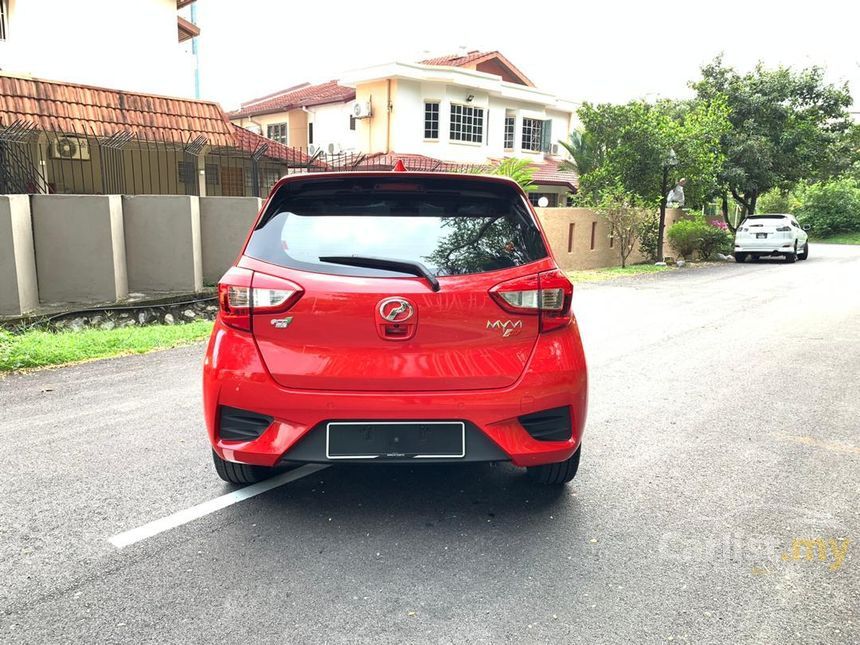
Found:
[245,461,576,536]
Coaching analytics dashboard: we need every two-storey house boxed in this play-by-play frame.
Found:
[228,51,579,204]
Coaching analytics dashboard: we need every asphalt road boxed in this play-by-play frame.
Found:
[2,244,858,644]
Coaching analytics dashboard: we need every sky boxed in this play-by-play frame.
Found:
[195,0,860,113]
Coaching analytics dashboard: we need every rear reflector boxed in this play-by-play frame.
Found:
[518,406,572,442]
[218,405,273,441]
[489,269,573,332]
[218,267,304,331]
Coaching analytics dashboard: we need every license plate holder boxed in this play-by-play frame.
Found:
[756,233,767,239]
[326,422,466,459]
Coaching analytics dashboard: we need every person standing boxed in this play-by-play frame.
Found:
[667,178,687,207]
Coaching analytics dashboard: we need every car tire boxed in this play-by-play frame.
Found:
[527,445,581,485]
[212,450,273,485]
[798,243,809,260]
[735,252,747,263]
[784,244,797,263]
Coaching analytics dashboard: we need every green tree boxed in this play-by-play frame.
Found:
[590,186,650,268]
[558,130,603,176]
[575,97,730,259]
[691,56,853,226]
[467,157,536,191]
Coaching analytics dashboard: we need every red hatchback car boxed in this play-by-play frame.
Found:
[203,171,588,485]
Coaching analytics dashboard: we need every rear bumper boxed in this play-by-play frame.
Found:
[734,241,795,253]
[203,319,588,468]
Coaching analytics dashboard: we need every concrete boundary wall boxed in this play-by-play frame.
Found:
[0,195,39,315]
[536,207,687,270]
[200,196,262,285]
[1,195,690,316]
[31,195,128,306]
[122,195,203,293]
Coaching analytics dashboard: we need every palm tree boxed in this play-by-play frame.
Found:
[559,130,602,176]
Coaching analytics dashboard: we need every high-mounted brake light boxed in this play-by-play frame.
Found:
[217,267,304,332]
[392,159,408,172]
[489,269,573,333]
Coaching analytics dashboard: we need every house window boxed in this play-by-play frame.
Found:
[590,221,597,250]
[521,118,544,152]
[567,222,575,253]
[221,167,245,196]
[0,0,7,40]
[349,115,356,131]
[266,123,288,145]
[204,163,219,186]
[424,102,439,139]
[177,160,196,185]
[449,104,484,143]
[308,122,314,145]
[504,116,515,150]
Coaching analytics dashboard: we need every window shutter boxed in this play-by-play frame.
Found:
[541,119,553,153]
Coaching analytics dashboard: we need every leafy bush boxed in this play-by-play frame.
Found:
[636,211,661,261]
[793,178,860,237]
[667,220,709,259]
[699,224,733,259]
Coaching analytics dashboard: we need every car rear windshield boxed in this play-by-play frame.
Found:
[745,215,788,220]
[244,175,548,277]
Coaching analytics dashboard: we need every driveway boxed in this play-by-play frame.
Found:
[2,244,858,644]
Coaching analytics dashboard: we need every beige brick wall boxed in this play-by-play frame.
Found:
[536,207,688,270]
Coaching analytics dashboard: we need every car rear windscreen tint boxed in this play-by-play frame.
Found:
[244,176,548,277]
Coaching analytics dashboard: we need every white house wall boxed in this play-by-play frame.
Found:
[386,79,574,163]
[0,0,194,97]
[306,103,358,154]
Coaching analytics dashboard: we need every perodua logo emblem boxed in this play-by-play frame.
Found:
[379,297,415,323]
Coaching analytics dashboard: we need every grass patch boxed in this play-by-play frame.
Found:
[0,320,213,372]
[811,232,860,245]
[567,263,672,283]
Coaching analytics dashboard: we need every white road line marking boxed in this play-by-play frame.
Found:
[108,464,329,549]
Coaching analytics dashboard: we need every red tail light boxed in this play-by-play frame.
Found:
[489,269,573,333]
[217,267,304,332]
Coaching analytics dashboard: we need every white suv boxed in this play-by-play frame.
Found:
[734,214,809,263]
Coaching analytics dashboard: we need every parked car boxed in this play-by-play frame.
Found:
[202,171,588,486]
[734,214,809,263]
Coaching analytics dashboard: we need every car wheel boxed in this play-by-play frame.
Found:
[734,252,747,263]
[798,243,809,260]
[527,445,581,485]
[784,244,797,263]
[212,450,273,485]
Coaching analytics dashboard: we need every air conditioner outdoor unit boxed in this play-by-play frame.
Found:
[351,101,372,119]
[550,143,559,155]
[51,136,90,160]
[308,144,321,156]
[327,142,342,155]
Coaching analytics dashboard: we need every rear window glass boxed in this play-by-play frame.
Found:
[244,176,548,277]
[745,215,788,220]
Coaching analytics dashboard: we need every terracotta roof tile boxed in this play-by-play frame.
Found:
[419,50,535,87]
[230,124,318,167]
[418,50,497,67]
[228,80,355,119]
[0,73,237,146]
[527,158,579,190]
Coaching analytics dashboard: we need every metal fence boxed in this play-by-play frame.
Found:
[0,120,316,198]
[0,120,486,198]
